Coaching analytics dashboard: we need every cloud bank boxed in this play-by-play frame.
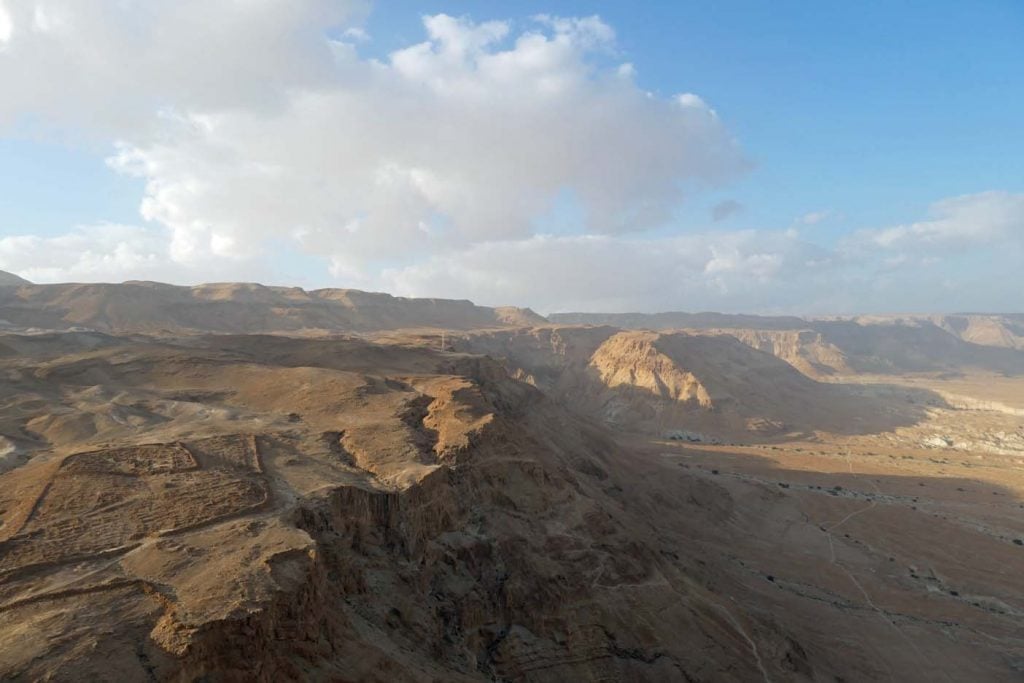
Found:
[377,190,1024,313]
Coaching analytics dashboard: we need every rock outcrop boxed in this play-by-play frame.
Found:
[549,311,1024,376]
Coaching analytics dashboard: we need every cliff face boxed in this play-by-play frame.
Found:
[547,311,1024,376]
[447,327,936,439]
[711,328,853,377]
[0,333,821,682]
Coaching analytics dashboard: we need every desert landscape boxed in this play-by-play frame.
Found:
[0,273,1020,681]
[3,1,1022,680]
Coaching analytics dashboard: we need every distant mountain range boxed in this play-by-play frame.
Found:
[0,271,1020,376]
[0,276,544,335]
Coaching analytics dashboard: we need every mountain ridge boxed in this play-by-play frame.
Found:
[549,310,1024,374]
[0,280,546,334]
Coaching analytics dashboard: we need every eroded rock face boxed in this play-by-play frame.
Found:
[447,327,943,441]
[549,311,1024,376]
[1,330,1022,681]
[0,333,807,681]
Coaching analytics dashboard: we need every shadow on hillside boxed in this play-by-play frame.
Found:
[593,379,956,441]
[562,345,961,440]
[603,440,1024,681]
[10,330,998,445]
[810,320,1024,378]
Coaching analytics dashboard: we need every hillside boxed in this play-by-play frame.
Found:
[0,332,851,680]
[446,326,939,439]
[0,271,30,287]
[549,311,807,331]
[1,286,1023,681]
[2,329,1022,681]
[549,311,1024,377]
[908,314,1024,351]
[0,281,546,334]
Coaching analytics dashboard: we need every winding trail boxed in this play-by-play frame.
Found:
[712,599,771,683]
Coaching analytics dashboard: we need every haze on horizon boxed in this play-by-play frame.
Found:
[0,1,1021,315]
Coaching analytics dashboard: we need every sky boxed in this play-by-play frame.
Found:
[0,1,1021,314]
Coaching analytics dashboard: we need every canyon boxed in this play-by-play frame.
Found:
[0,275,1022,681]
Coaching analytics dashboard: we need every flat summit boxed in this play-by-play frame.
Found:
[0,280,546,334]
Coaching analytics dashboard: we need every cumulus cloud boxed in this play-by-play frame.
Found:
[0,3,12,44]
[0,223,170,283]
[850,191,1024,251]
[370,215,1020,314]
[375,230,842,313]
[0,0,367,134]
[1,4,745,277]
[108,13,744,274]
[371,189,1024,313]
[0,223,284,285]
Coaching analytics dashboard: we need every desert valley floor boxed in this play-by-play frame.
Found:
[0,280,1021,681]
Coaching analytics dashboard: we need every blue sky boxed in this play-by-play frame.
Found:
[351,0,1024,240]
[0,1,1021,312]
[0,138,143,237]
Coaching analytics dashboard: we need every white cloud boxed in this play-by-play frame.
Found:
[368,217,1022,315]
[798,210,831,225]
[0,222,302,286]
[0,5,746,296]
[0,0,368,134]
[342,26,370,43]
[89,11,745,276]
[616,62,636,78]
[0,224,171,283]
[0,5,748,276]
[531,14,617,49]
[851,191,1024,251]
[375,230,840,313]
[0,2,12,45]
